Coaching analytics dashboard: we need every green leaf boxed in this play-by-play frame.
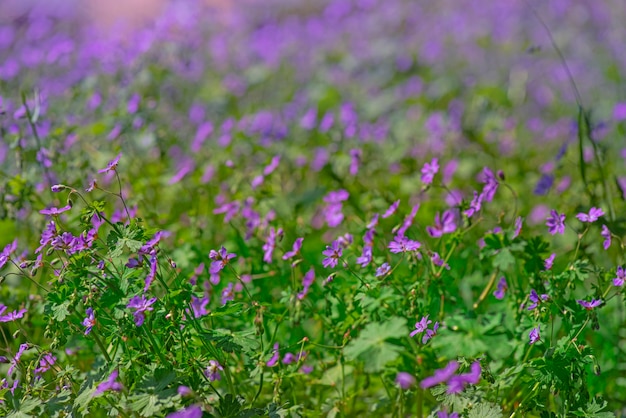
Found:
[344,317,407,372]
[51,301,71,321]
[493,249,515,271]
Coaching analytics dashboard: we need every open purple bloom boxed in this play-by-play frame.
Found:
[263,227,283,263]
[576,207,604,223]
[421,158,439,185]
[82,307,95,335]
[431,252,450,270]
[493,277,507,300]
[463,191,483,218]
[544,253,556,270]
[601,225,611,250]
[34,353,56,376]
[426,210,457,238]
[396,372,416,389]
[480,167,499,202]
[614,266,625,287]
[422,322,440,344]
[205,360,223,382]
[375,263,391,277]
[221,283,235,305]
[94,370,123,396]
[388,235,421,253]
[209,246,237,274]
[410,315,432,337]
[0,239,17,269]
[98,153,122,174]
[297,268,316,300]
[283,237,304,260]
[527,289,549,310]
[577,299,602,310]
[356,244,373,267]
[127,295,157,326]
[266,343,280,367]
[529,326,541,344]
[0,306,27,323]
[39,205,71,216]
[546,210,566,235]
[446,361,481,393]
[191,294,209,318]
[322,240,342,268]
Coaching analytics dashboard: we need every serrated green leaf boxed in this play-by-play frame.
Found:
[344,317,407,372]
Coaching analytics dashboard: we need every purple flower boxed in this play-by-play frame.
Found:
[388,235,421,253]
[614,266,625,287]
[221,283,235,305]
[431,252,450,270]
[420,361,459,389]
[546,210,566,235]
[427,210,457,238]
[177,386,193,397]
[205,360,223,382]
[166,405,203,418]
[322,240,342,268]
[395,204,420,237]
[527,289,549,310]
[94,370,123,396]
[396,372,416,389]
[577,299,602,310]
[34,353,56,376]
[266,343,280,367]
[382,200,400,219]
[0,305,27,323]
[576,207,605,223]
[144,255,158,292]
[410,315,432,337]
[82,307,95,335]
[0,239,17,269]
[209,247,236,274]
[355,244,373,267]
[263,227,283,263]
[297,268,316,300]
[493,277,507,300]
[127,295,157,326]
[463,191,482,218]
[480,167,499,202]
[8,343,29,377]
[544,253,556,270]
[438,412,459,418]
[375,263,391,278]
[529,326,541,344]
[283,237,304,260]
[98,153,122,174]
[421,158,439,185]
[39,205,72,216]
[422,322,440,344]
[601,225,611,250]
[446,361,481,393]
[191,295,209,318]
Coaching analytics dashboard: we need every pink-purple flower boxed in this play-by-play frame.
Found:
[601,225,611,250]
[396,372,416,389]
[98,153,122,174]
[544,253,556,270]
[426,210,457,238]
[420,360,481,394]
[283,237,304,260]
[209,247,237,274]
[576,207,604,223]
[577,299,602,310]
[529,326,541,344]
[421,158,439,185]
[322,240,343,268]
[205,360,223,382]
[493,277,507,300]
[614,266,625,287]
[527,289,549,310]
[127,295,157,326]
[546,210,566,235]
[93,370,123,396]
[82,307,95,335]
[388,235,421,253]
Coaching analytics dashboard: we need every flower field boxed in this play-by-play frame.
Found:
[1,1,626,416]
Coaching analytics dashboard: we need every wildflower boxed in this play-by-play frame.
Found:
[601,225,611,250]
[614,266,625,286]
[366,213,380,229]
[426,210,457,237]
[39,205,72,216]
[349,148,361,176]
[166,405,203,418]
[527,289,549,310]
[410,315,432,337]
[144,255,158,292]
[446,361,481,393]
[0,239,17,269]
[50,184,65,192]
[544,253,556,270]
[266,343,280,367]
[422,322,440,344]
[577,299,602,310]
[463,191,482,218]
[355,244,373,267]
[431,252,450,270]
[98,153,122,174]
[191,294,209,318]
[283,237,304,260]
[546,210,566,235]
[375,263,391,277]
[576,207,604,223]
[420,361,459,390]
[93,370,123,396]
[82,307,96,335]
[395,203,420,237]
[382,200,400,218]
[437,411,459,418]
[529,326,541,344]
[8,343,29,376]
[493,277,507,300]
[34,353,56,376]
[480,167,499,202]
[127,295,157,326]
[209,247,237,274]
[388,235,421,253]
[205,360,223,381]
[177,386,193,397]
[0,305,27,323]
[322,240,343,268]
[221,283,234,305]
[297,268,316,300]
[282,352,297,364]
[421,158,439,185]
[396,372,416,389]
[263,227,283,263]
